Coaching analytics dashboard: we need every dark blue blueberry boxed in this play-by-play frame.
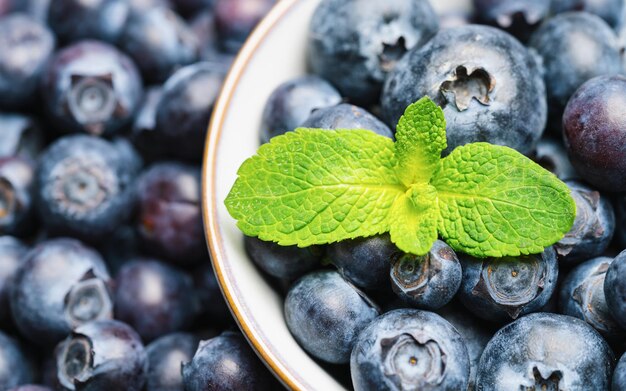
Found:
[172,0,214,17]
[309,0,439,105]
[55,320,148,391]
[16,0,51,21]
[301,103,394,139]
[47,0,129,44]
[614,352,626,391]
[119,7,200,83]
[0,157,36,236]
[97,224,140,275]
[244,236,322,280]
[383,25,547,155]
[351,309,470,391]
[127,0,171,13]
[458,247,558,322]
[0,236,27,328]
[146,333,199,391]
[531,137,579,181]
[554,181,615,264]
[551,0,625,28]
[37,135,140,242]
[10,238,112,346]
[604,250,626,329]
[152,63,224,161]
[530,12,622,129]
[559,256,623,340]
[182,331,279,391]
[130,86,164,160]
[476,313,614,390]
[0,330,36,390]
[192,262,232,327]
[390,240,462,310]
[284,270,379,364]
[260,76,342,143]
[214,0,275,53]
[41,40,143,137]
[472,0,550,42]
[7,386,53,391]
[114,259,196,342]
[0,14,54,110]
[0,113,44,161]
[136,162,206,265]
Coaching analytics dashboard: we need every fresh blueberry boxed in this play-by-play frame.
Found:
[130,86,163,160]
[41,40,143,137]
[146,332,199,391]
[0,236,27,328]
[182,331,279,391]
[189,8,218,61]
[96,225,140,275]
[37,135,140,242]
[604,250,626,329]
[614,352,626,391]
[244,236,322,280]
[309,0,439,105]
[0,113,44,161]
[119,7,200,83]
[192,262,232,327]
[559,256,623,340]
[551,0,625,28]
[301,103,394,139]
[55,319,148,391]
[476,313,614,390]
[10,238,112,346]
[0,14,54,110]
[285,270,379,364]
[47,0,129,44]
[7,386,53,391]
[390,240,462,310]
[17,0,51,21]
[531,137,579,181]
[260,76,342,143]
[529,12,622,129]
[458,247,559,322]
[472,0,550,42]
[351,309,470,391]
[172,0,213,17]
[554,181,615,264]
[0,330,36,390]
[382,25,547,155]
[214,0,275,53]
[136,162,206,265]
[114,259,196,342]
[0,157,36,236]
[563,75,626,192]
[154,62,224,160]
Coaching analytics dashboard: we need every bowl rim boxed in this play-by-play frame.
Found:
[202,0,305,390]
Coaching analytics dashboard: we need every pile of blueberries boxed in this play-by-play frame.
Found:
[248,0,626,390]
[0,0,284,390]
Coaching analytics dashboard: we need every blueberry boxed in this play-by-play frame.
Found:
[41,40,143,137]
[531,137,579,181]
[458,247,558,322]
[119,7,200,83]
[614,352,626,391]
[10,238,112,346]
[0,14,54,110]
[136,162,206,265]
[0,330,36,390]
[130,86,163,160]
[0,113,44,161]
[172,0,214,17]
[554,181,615,264]
[301,103,394,139]
[47,0,129,44]
[146,332,199,391]
[351,309,470,391]
[476,313,614,390]
[529,12,622,129]
[189,8,218,61]
[309,0,438,105]
[284,270,379,364]
[563,75,626,192]
[55,320,148,391]
[96,224,140,275]
[7,386,53,391]
[37,135,140,242]
[0,236,27,328]
[192,262,232,327]
[260,76,342,143]
[604,250,626,329]
[0,157,36,236]
[390,240,462,310]
[0,0,16,16]
[551,0,625,28]
[214,0,275,53]
[615,196,626,248]
[182,331,279,391]
[559,256,623,340]
[152,62,224,160]
[382,25,547,155]
[473,0,550,42]
[244,236,322,280]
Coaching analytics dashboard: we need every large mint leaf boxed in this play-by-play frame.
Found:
[389,184,439,255]
[225,128,404,246]
[431,143,576,257]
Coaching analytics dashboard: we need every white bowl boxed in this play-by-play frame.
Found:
[203,0,473,389]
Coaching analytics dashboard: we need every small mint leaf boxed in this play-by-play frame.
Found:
[225,128,405,246]
[431,143,576,258]
[395,96,447,186]
[389,184,439,255]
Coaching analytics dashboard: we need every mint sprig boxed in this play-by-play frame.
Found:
[225,97,576,257]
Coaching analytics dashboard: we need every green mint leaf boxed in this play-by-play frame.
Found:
[389,184,439,255]
[394,96,446,186]
[224,128,404,246]
[431,143,576,258]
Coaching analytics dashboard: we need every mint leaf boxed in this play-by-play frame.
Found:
[395,96,446,186]
[225,128,404,246]
[389,184,439,255]
[431,143,576,258]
